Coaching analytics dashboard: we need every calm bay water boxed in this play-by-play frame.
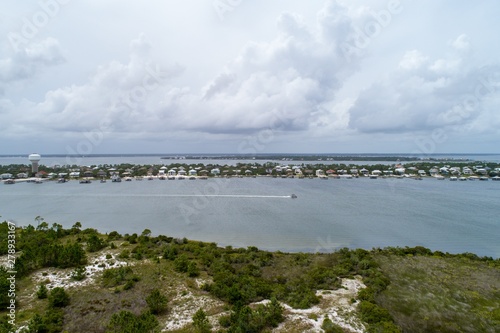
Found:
[1,176,499,258]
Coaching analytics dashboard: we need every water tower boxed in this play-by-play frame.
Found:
[29,153,41,173]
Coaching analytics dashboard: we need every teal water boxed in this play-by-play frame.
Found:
[1,177,499,257]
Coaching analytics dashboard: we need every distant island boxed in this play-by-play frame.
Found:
[1,221,499,333]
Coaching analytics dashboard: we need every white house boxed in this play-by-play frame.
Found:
[211,168,220,176]
[315,169,325,177]
[188,169,197,176]
[394,167,406,175]
[371,170,382,176]
[360,168,369,176]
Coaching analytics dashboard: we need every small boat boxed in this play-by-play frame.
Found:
[459,177,467,181]
[111,174,121,182]
[414,177,423,180]
[291,194,297,199]
[100,178,106,183]
[468,176,479,181]
[369,175,378,179]
[492,176,500,181]
[124,176,132,181]
[435,176,445,180]
[479,177,489,181]
[449,177,458,181]
[34,178,43,184]
[57,178,67,183]
[4,179,15,184]
[79,178,91,184]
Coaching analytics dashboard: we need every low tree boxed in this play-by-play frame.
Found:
[106,310,158,333]
[48,287,70,308]
[192,308,212,333]
[37,284,48,299]
[145,289,168,315]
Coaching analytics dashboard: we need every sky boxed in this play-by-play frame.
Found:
[1,0,499,155]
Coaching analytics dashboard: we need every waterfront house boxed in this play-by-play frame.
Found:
[429,167,439,176]
[315,169,325,177]
[371,170,382,176]
[1,173,13,179]
[167,169,176,176]
[350,168,359,175]
[188,169,197,176]
[418,170,427,176]
[360,168,369,176]
[439,167,449,175]
[69,172,80,178]
[395,167,406,175]
[17,172,28,178]
[211,168,220,176]
[475,168,488,175]
[463,167,473,175]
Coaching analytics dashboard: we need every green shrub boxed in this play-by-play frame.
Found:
[145,289,168,315]
[48,287,70,308]
[36,284,48,299]
[321,316,344,333]
[106,310,158,333]
[192,308,212,333]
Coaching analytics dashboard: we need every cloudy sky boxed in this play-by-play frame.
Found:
[1,0,499,155]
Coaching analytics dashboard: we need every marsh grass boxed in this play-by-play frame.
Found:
[376,254,500,333]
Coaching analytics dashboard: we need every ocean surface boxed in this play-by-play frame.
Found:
[1,175,499,258]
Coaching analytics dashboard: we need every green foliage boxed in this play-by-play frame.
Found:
[174,254,189,273]
[163,245,179,260]
[321,316,344,333]
[106,310,159,333]
[48,287,70,308]
[86,233,106,252]
[27,308,65,333]
[192,308,212,333]
[145,289,168,315]
[358,301,393,324]
[37,284,48,299]
[219,298,284,333]
[0,267,12,307]
[118,249,130,259]
[102,266,139,289]
[71,266,86,281]
[0,315,14,332]
[187,261,200,277]
[11,224,87,278]
[107,231,122,241]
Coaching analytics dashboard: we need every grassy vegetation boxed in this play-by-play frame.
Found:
[0,221,499,333]
[375,252,500,333]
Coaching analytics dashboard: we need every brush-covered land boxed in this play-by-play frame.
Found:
[0,220,498,333]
